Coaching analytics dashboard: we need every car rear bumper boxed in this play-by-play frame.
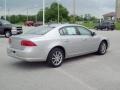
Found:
[7,47,46,62]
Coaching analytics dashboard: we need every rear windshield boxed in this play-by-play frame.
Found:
[25,26,53,35]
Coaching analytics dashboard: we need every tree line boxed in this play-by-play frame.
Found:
[0,2,97,24]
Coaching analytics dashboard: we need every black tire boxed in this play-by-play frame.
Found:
[100,28,103,30]
[5,31,12,38]
[111,28,114,31]
[107,27,110,31]
[47,48,65,67]
[97,41,107,55]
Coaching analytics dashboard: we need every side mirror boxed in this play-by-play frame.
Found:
[91,32,96,36]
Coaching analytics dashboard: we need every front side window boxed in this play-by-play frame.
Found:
[77,26,92,36]
[60,26,78,35]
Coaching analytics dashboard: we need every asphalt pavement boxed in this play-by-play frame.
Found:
[0,28,120,90]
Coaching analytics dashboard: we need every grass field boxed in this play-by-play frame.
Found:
[115,22,120,30]
[82,21,95,29]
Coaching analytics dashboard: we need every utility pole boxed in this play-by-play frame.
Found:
[43,0,45,25]
[0,7,3,18]
[36,14,38,22]
[57,0,60,23]
[116,0,120,21]
[4,0,7,20]
[73,0,76,16]
[27,8,29,21]
[73,0,76,23]
[8,9,10,21]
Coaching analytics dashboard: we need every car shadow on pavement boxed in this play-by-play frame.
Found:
[64,53,96,64]
[11,61,49,70]
[11,53,97,70]
[63,50,111,65]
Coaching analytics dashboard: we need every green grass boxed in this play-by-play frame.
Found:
[82,21,95,29]
[115,22,120,30]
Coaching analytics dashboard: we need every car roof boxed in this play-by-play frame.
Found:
[48,23,82,28]
[36,24,88,31]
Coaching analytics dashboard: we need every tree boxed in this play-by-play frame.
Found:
[83,14,97,22]
[37,2,69,23]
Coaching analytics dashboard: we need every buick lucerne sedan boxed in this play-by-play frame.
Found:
[7,24,109,67]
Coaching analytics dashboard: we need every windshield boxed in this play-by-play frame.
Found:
[1,20,11,25]
[25,26,54,35]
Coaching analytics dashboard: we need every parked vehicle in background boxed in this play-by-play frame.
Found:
[7,24,109,67]
[0,20,23,38]
[25,21,43,27]
[95,21,115,30]
[24,21,34,26]
[34,22,43,27]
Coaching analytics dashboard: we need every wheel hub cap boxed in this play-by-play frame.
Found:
[101,43,106,53]
[52,51,63,66]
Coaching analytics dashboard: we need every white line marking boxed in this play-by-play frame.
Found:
[55,68,96,90]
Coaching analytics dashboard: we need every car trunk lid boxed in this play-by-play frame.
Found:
[9,34,42,50]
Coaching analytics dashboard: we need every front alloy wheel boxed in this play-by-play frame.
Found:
[97,41,107,55]
[47,48,64,67]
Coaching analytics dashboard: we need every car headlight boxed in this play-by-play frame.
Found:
[12,27,16,30]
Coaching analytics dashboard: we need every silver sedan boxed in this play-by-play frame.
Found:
[7,24,109,67]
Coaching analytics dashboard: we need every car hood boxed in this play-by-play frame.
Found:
[12,24,22,27]
[3,24,12,27]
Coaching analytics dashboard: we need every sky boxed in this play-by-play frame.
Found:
[0,0,116,18]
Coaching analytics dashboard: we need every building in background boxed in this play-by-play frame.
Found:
[103,0,120,21]
[103,12,115,21]
[116,0,120,20]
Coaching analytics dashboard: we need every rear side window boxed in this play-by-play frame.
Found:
[60,26,79,35]
[25,26,53,35]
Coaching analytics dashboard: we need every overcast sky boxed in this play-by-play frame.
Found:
[0,0,116,18]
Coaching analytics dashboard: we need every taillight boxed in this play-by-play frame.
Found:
[8,38,11,44]
[21,40,37,46]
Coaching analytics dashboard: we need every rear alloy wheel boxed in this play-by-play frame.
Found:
[5,31,12,38]
[97,41,107,55]
[47,48,64,67]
